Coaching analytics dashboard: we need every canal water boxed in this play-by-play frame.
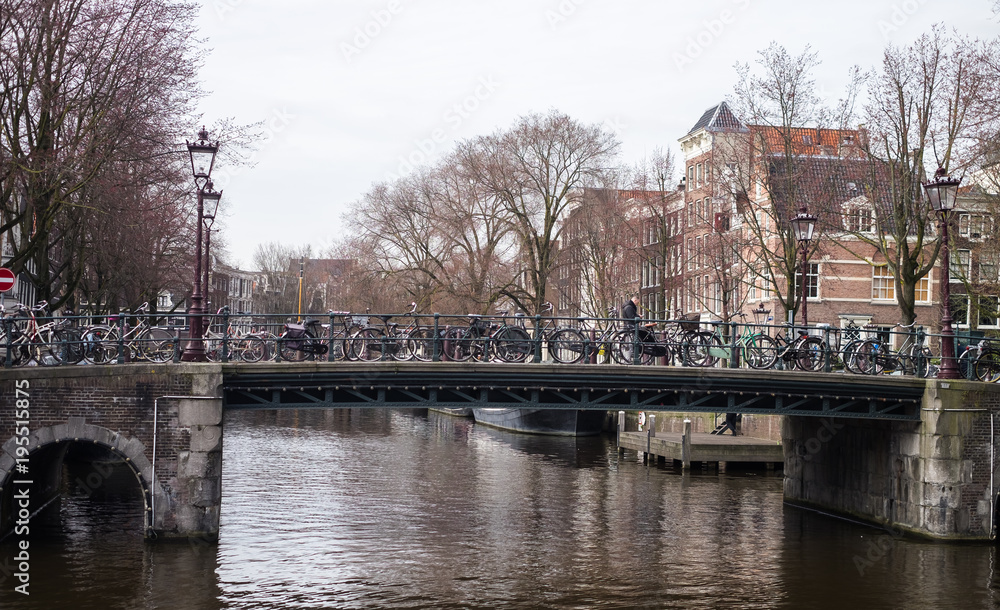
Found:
[2,408,999,609]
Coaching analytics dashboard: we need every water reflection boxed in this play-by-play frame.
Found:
[1,408,998,609]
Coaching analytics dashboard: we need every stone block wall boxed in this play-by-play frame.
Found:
[0,364,223,540]
[783,380,1000,540]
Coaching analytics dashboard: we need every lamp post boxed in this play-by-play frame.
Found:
[924,167,962,379]
[181,127,219,361]
[202,187,221,330]
[789,205,817,327]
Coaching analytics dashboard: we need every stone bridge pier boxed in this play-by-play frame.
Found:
[783,379,1000,540]
[0,365,224,541]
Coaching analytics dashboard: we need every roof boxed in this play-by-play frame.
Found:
[753,126,862,158]
[686,101,744,135]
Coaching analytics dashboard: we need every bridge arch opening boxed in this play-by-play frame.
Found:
[0,426,155,539]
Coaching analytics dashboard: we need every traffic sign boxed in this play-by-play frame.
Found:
[0,268,16,293]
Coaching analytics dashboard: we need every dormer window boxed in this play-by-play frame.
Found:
[843,199,874,233]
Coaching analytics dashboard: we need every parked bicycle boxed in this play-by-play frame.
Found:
[278,317,329,361]
[854,323,931,377]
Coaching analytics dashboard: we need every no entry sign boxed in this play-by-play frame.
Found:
[0,268,16,293]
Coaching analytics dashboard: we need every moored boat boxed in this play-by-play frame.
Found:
[472,408,606,436]
[429,408,473,417]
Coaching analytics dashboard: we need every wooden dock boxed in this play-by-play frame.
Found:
[617,424,783,469]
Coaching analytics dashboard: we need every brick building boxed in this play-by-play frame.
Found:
[555,100,982,347]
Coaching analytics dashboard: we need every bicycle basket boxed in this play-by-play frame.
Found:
[678,314,700,332]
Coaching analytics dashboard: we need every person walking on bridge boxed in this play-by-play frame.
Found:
[622,295,640,322]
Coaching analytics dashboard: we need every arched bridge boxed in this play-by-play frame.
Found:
[222,362,925,421]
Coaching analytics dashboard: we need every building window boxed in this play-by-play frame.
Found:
[688,165,694,189]
[951,249,971,281]
[696,163,703,187]
[795,263,820,299]
[844,206,874,233]
[950,294,969,326]
[872,265,894,300]
[978,296,999,328]
[915,274,930,303]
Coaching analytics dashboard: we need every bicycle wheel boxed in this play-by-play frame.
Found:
[495,326,533,363]
[32,331,63,366]
[324,330,349,361]
[443,327,472,362]
[902,344,932,378]
[959,346,979,380]
[611,329,649,365]
[743,333,778,369]
[351,328,389,361]
[683,330,721,367]
[54,327,86,365]
[975,349,1000,382]
[237,335,267,362]
[548,328,587,364]
[841,339,865,374]
[140,327,175,363]
[403,327,435,362]
[854,339,886,375]
[792,336,827,371]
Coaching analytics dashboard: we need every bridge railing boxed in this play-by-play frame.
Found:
[2,306,997,380]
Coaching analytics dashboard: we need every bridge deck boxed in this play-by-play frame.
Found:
[221,361,926,420]
[618,431,784,464]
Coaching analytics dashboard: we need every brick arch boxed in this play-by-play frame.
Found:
[0,423,162,536]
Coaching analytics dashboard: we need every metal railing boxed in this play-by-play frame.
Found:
[2,305,997,380]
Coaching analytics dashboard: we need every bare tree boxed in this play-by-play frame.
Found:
[718,42,858,322]
[852,28,996,325]
[0,0,205,308]
[463,111,620,314]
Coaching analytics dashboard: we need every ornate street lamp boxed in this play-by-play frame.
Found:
[789,206,817,327]
[202,183,221,330]
[181,127,219,361]
[923,167,962,379]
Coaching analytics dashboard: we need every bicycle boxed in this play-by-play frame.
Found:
[971,338,1000,382]
[84,302,175,364]
[766,324,828,371]
[442,310,532,363]
[277,317,330,362]
[350,303,436,362]
[854,323,931,377]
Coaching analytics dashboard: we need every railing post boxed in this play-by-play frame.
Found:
[173,328,182,363]
[3,315,11,368]
[433,314,441,362]
[274,320,283,363]
[117,313,127,364]
[221,306,230,363]
[729,321,739,369]
[632,317,641,366]
[823,326,832,373]
[533,314,542,363]
[589,328,597,364]
[327,311,336,361]
[916,327,926,378]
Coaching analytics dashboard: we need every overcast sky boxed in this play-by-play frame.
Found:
[193,0,999,268]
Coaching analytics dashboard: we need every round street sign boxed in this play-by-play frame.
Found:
[0,268,16,293]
